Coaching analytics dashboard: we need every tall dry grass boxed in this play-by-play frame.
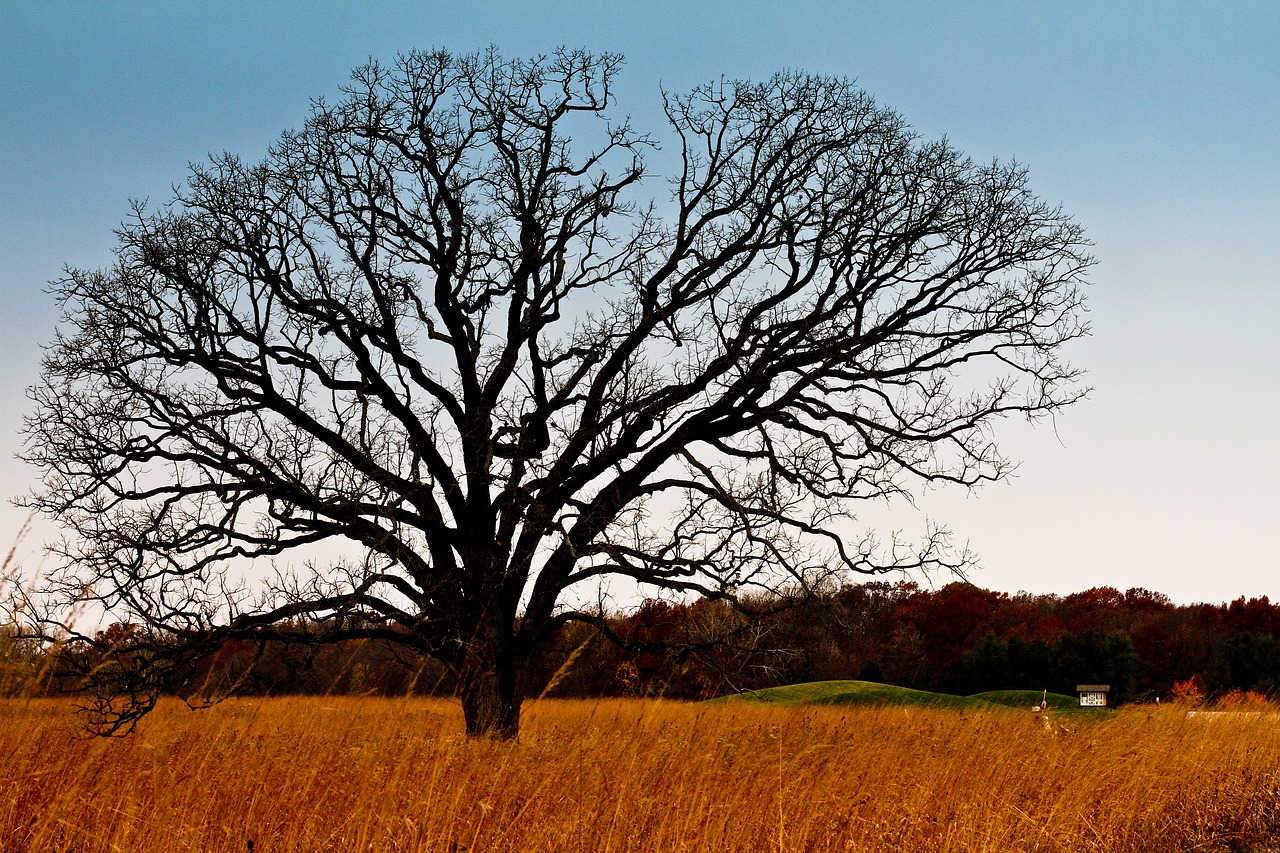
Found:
[3,696,1280,852]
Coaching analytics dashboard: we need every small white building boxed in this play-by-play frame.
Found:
[1076,684,1111,707]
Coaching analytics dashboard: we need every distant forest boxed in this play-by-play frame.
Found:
[8,582,1280,705]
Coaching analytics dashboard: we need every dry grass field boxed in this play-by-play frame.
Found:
[3,695,1280,852]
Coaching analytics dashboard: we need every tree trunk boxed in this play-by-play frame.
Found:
[458,640,524,739]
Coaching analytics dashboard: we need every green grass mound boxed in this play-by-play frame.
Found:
[714,681,1108,714]
[715,680,998,710]
[970,689,1079,711]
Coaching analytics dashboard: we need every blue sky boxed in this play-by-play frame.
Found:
[1,2,1277,603]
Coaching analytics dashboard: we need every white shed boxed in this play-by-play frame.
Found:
[1076,684,1111,707]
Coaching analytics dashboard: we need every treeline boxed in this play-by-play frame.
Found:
[528,583,1280,704]
[8,582,1280,705]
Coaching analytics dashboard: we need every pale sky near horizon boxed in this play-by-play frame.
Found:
[1,2,1277,606]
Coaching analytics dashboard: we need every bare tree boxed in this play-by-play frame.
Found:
[18,47,1090,738]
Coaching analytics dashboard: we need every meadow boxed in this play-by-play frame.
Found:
[3,695,1280,852]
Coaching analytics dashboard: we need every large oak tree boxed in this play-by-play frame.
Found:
[20,48,1090,738]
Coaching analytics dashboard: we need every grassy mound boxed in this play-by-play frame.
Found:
[715,682,1106,714]
[970,689,1079,711]
[714,680,998,710]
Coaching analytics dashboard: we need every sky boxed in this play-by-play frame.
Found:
[1,1,1277,605]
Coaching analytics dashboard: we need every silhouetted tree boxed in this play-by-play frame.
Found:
[18,47,1090,737]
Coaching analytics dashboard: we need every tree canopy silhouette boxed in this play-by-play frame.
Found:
[20,47,1090,737]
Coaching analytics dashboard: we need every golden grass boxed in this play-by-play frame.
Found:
[3,696,1280,852]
